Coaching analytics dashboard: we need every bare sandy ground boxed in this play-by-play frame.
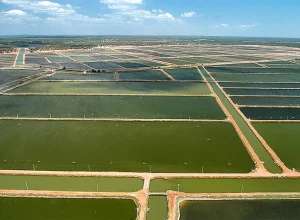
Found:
[1,169,300,179]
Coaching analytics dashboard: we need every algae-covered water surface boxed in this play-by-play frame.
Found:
[253,122,300,171]
[7,81,211,95]
[180,199,300,220]
[0,197,137,220]
[0,95,225,120]
[0,175,142,192]
[0,120,254,173]
[150,178,300,193]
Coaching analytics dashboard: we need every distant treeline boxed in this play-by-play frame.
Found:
[0,36,299,52]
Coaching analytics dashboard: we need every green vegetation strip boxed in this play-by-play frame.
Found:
[147,196,168,220]
[150,178,300,193]
[0,120,253,173]
[0,175,142,192]
[200,67,281,173]
[0,96,225,120]
[0,197,137,220]
[7,81,211,96]
[179,200,300,220]
[253,122,300,171]
[15,48,24,65]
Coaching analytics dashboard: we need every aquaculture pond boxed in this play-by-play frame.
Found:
[0,197,137,220]
[219,82,300,89]
[212,73,300,83]
[70,56,97,62]
[0,69,41,85]
[240,107,300,120]
[217,63,260,67]
[111,61,149,68]
[150,178,300,193]
[60,62,90,70]
[199,66,281,173]
[0,175,142,192]
[47,56,73,63]
[253,122,300,171]
[165,68,203,80]
[136,59,165,67]
[155,58,192,65]
[7,81,211,96]
[25,57,49,65]
[225,88,300,96]
[84,61,120,69]
[147,196,168,220]
[0,54,15,67]
[45,72,115,81]
[118,70,170,81]
[180,199,300,220]
[0,96,225,120]
[206,67,300,74]
[0,120,254,173]
[231,97,300,106]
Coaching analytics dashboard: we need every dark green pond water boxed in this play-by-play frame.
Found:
[0,120,254,173]
[241,107,300,120]
[213,74,300,83]
[147,196,168,220]
[207,67,300,74]
[254,122,300,171]
[0,95,225,120]
[150,178,300,193]
[8,81,211,95]
[180,200,300,220]
[225,88,300,96]
[0,175,142,192]
[231,97,300,106]
[200,66,281,173]
[165,68,203,80]
[0,69,40,85]
[46,72,115,80]
[220,82,300,89]
[0,197,137,220]
[119,70,170,80]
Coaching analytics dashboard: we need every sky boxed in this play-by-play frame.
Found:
[0,0,300,37]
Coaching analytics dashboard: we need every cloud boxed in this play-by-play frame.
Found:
[1,0,179,27]
[237,23,258,29]
[0,0,76,16]
[0,0,106,25]
[119,9,176,21]
[100,0,178,23]
[214,23,230,28]
[100,0,142,4]
[4,9,26,16]
[0,9,39,23]
[181,11,196,18]
[100,0,142,10]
